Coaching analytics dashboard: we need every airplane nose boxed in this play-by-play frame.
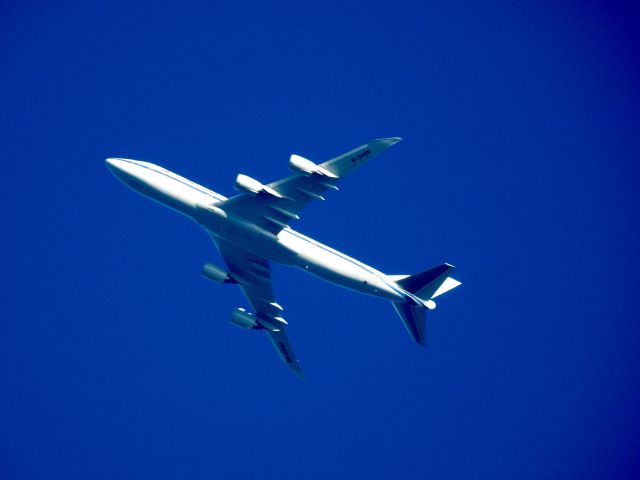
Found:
[105,157,125,172]
[105,158,139,185]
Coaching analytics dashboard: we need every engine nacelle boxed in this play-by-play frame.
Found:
[230,308,260,330]
[234,174,282,198]
[201,262,236,284]
[289,154,338,178]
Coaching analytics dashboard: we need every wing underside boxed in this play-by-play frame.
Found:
[213,237,304,378]
[266,329,304,378]
[206,139,402,377]
[215,138,401,235]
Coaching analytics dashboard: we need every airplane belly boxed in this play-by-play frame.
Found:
[110,161,219,217]
[278,231,403,301]
[199,211,296,265]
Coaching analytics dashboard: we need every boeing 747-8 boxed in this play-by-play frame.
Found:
[106,138,460,377]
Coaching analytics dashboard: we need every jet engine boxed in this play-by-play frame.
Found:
[201,262,236,284]
[289,154,338,178]
[234,174,282,198]
[230,308,261,330]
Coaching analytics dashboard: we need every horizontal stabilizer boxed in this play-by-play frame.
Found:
[397,263,459,300]
[392,302,427,345]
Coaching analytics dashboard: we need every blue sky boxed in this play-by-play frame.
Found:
[2,1,639,478]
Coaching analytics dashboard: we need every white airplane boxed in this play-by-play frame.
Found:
[106,138,460,377]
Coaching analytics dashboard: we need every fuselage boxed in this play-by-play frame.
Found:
[106,158,411,304]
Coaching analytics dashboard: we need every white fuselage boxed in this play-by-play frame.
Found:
[106,158,411,304]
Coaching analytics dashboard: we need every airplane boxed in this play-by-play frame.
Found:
[106,138,460,378]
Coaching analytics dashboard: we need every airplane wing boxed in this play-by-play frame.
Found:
[213,236,305,378]
[216,138,401,235]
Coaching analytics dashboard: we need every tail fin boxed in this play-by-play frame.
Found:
[392,263,461,345]
[396,263,461,301]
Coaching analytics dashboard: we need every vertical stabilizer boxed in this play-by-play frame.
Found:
[392,263,461,344]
